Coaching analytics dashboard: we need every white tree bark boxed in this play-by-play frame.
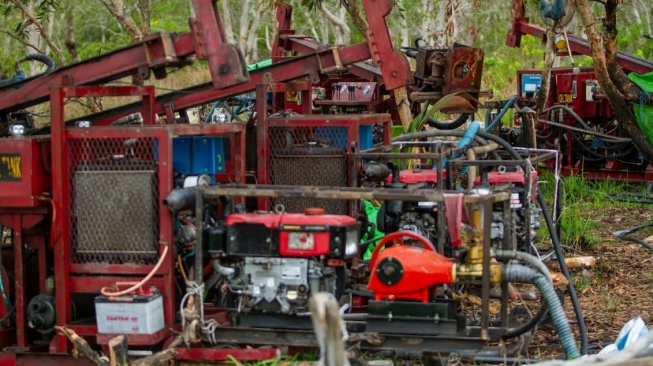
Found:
[99,0,144,42]
[238,0,251,51]
[221,0,235,44]
[319,2,350,45]
[8,0,67,65]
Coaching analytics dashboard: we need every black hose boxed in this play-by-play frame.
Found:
[612,221,653,251]
[426,113,472,130]
[538,189,589,355]
[17,54,57,73]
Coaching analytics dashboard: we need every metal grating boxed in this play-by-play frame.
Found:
[68,137,159,264]
[269,126,349,214]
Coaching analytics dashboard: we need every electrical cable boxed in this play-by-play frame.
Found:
[542,104,594,131]
[100,245,169,296]
[177,254,189,284]
[0,304,15,324]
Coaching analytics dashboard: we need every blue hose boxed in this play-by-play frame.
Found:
[503,264,581,359]
[449,121,481,174]
[455,121,481,153]
[484,96,518,133]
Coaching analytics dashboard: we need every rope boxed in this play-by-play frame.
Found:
[180,280,221,345]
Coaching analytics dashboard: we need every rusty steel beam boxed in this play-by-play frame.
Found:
[0,0,251,115]
[47,0,412,127]
[507,17,653,75]
[199,184,510,204]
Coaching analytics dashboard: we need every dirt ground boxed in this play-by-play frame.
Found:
[527,206,653,359]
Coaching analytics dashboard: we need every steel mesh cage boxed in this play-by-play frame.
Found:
[269,126,349,214]
[67,137,159,264]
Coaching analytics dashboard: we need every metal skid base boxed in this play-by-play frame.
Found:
[366,300,464,336]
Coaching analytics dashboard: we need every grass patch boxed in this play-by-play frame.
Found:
[537,171,649,251]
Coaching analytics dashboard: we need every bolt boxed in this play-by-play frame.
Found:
[383,265,396,277]
[391,71,398,77]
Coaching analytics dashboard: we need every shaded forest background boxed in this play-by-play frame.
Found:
[0,0,651,104]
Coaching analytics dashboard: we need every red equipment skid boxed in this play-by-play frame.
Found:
[0,0,413,364]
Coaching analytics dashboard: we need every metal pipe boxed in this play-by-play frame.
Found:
[195,187,205,301]
[163,187,199,211]
[212,259,235,278]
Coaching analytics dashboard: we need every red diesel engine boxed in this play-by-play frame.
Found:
[205,209,359,328]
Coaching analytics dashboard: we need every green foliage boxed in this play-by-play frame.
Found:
[151,1,190,33]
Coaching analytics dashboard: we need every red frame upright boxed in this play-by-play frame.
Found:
[47,86,246,352]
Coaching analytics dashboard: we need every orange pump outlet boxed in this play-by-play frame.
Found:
[367,231,454,303]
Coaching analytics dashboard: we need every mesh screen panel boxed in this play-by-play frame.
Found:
[269,126,348,214]
[68,137,159,264]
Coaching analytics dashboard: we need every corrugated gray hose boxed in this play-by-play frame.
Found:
[502,264,581,359]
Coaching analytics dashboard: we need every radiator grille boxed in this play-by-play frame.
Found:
[68,137,159,264]
[269,126,348,214]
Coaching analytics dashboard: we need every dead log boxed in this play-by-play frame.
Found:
[55,326,109,366]
[109,335,129,366]
[132,349,177,366]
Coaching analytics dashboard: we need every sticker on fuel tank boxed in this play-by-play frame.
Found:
[0,154,21,181]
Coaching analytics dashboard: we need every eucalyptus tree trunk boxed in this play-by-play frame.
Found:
[7,0,67,65]
[319,3,351,45]
[99,0,144,42]
[573,0,653,164]
[221,0,235,44]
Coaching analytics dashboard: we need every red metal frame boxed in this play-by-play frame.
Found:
[506,0,653,74]
[255,82,392,210]
[0,0,408,364]
[67,0,412,128]
[0,0,250,115]
[44,85,247,354]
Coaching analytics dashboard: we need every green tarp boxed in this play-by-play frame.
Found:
[627,72,653,144]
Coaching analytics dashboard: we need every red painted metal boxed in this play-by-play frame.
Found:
[0,0,409,363]
[256,82,392,210]
[0,138,50,207]
[189,0,248,89]
[0,0,251,115]
[175,347,281,361]
[37,85,246,354]
[506,0,653,74]
[361,0,413,90]
[368,233,454,302]
[96,327,170,346]
[10,215,26,348]
[71,0,412,127]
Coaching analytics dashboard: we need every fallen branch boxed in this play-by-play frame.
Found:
[55,326,108,366]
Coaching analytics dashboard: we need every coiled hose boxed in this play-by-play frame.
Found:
[495,250,550,339]
[503,264,580,359]
[0,54,56,88]
[17,54,57,72]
